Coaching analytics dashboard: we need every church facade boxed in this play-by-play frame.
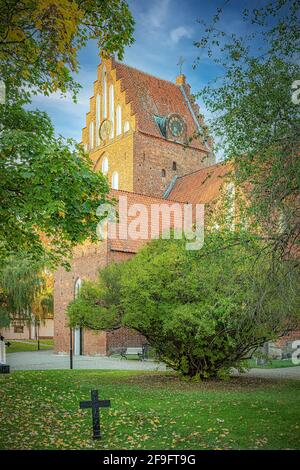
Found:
[53,57,229,356]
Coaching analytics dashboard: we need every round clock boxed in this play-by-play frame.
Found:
[168,114,185,138]
[99,119,113,142]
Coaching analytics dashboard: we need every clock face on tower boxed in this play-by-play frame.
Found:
[167,114,185,138]
[99,119,113,142]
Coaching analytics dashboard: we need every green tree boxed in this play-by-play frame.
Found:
[0,0,134,102]
[0,256,44,327]
[68,231,299,379]
[194,0,300,256]
[0,105,109,266]
[0,0,134,265]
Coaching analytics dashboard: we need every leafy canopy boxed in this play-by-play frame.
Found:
[0,105,109,266]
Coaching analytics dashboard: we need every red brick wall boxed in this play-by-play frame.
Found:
[107,250,146,351]
[276,329,300,348]
[133,131,215,198]
[54,240,109,355]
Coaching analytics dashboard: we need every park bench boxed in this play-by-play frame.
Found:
[120,346,146,361]
[0,335,10,373]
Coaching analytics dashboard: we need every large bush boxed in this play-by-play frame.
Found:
[68,231,299,379]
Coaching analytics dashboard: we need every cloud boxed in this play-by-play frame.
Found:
[169,26,193,44]
[141,0,171,29]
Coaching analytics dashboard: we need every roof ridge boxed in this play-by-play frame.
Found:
[175,160,228,180]
[113,60,178,88]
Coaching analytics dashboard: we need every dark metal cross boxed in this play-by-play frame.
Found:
[79,389,111,439]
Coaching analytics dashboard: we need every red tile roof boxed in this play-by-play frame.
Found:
[167,162,232,205]
[112,60,208,151]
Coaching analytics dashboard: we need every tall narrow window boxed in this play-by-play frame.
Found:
[116,105,122,136]
[89,121,94,150]
[96,94,101,146]
[102,155,108,174]
[102,66,107,118]
[74,278,82,299]
[112,171,119,190]
[109,84,114,139]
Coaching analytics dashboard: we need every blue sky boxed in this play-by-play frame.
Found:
[30,0,264,142]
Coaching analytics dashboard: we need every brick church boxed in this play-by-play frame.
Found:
[53,57,232,356]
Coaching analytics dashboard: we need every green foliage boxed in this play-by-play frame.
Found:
[0,0,135,103]
[67,231,299,379]
[68,262,122,330]
[1,370,300,449]
[0,256,44,326]
[0,0,133,265]
[194,0,300,255]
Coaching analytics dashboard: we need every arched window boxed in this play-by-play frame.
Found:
[124,121,130,133]
[96,94,101,146]
[89,121,94,150]
[116,105,122,136]
[74,278,82,299]
[109,84,114,139]
[102,66,107,118]
[112,171,119,190]
[102,155,108,174]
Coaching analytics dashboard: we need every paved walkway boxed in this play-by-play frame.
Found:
[233,365,300,380]
[6,350,300,379]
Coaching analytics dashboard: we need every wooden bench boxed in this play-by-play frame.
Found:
[120,347,146,361]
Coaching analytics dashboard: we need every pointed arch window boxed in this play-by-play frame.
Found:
[102,155,108,174]
[226,182,235,230]
[109,84,114,139]
[102,66,107,118]
[96,94,101,146]
[112,171,119,190]
[116,105,122,136]
[89,121,94,150]
[74,278,82,299]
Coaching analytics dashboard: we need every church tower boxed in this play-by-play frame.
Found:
[82,57,215,198]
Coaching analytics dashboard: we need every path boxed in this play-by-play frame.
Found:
[6,350,166,371]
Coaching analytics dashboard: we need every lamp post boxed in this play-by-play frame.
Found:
[36,318,40,351]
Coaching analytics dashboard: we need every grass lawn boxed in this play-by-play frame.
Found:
[0,370,299,450]
[6,339,53,353]
[247,359,298,369]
